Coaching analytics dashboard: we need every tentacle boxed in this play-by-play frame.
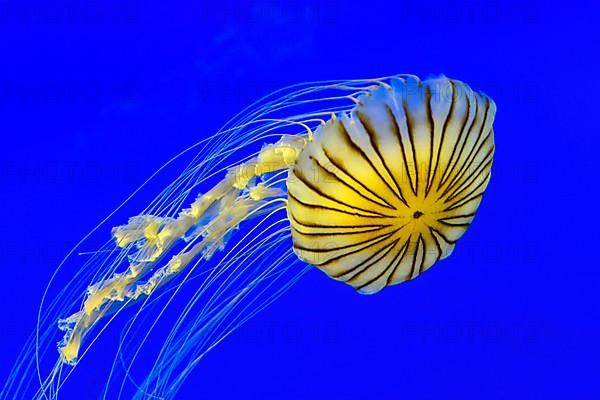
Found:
[1,75,405,400]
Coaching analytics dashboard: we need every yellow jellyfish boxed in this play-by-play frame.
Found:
[1,75,495,400]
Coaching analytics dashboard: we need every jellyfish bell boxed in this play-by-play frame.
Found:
[288,76,495,294]
[1,75,495,400]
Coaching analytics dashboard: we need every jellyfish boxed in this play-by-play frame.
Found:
[1,75,495,399]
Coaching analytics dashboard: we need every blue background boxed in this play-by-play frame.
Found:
[0,1,597,399]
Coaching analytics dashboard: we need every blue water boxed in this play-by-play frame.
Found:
[1,1,597,399]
